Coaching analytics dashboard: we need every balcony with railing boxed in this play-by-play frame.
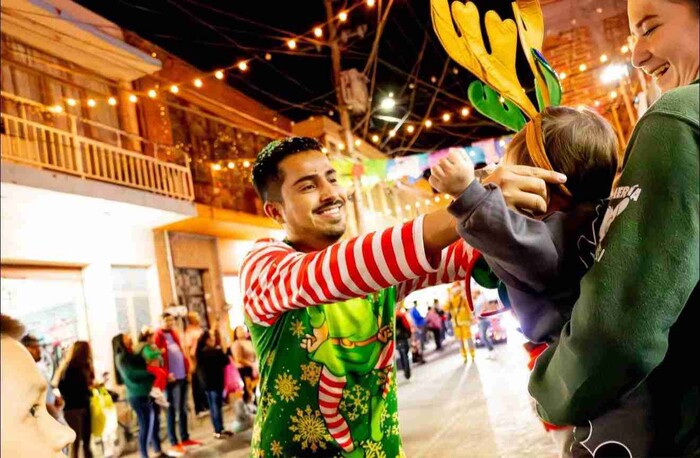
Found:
[1,92,194,201]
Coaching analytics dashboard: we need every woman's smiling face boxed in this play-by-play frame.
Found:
[629,0,700,93]
[1,337,75,457]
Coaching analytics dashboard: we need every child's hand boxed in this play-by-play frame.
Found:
[429,150,475,198]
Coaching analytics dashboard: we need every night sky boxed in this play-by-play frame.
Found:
[75,0,534,155]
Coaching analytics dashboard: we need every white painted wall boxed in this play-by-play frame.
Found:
[1,183,186,376]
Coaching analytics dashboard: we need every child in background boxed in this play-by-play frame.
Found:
[137,328,170,408]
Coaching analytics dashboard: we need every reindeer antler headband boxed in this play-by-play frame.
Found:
[432,0,571,196]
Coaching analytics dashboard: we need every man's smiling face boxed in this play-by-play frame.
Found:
[267,150,348,249]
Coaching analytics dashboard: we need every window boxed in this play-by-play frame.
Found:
[0,266,88,379]
[111,267,152,340]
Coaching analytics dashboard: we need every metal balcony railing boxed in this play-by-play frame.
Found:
[0,93,194,201]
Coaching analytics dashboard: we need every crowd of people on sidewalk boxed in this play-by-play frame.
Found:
[1,310,261,458]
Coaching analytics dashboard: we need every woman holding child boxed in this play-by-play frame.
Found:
[112,333,169,458]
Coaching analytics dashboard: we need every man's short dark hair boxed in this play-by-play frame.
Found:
[161,312,174,319]
[20,334,40,347]
[252,137,324,201]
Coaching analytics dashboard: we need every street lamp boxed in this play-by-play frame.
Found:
[380,97,396,112]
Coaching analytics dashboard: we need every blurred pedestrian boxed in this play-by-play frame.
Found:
[155,312,201,454]
[53,341,95,458]
[449,283,476,363]
[113,333,170,458]
[425,306,443,351]
[1,314,75,457]
[183,312,208,417]
[21,334,66,421]
[395,305,413,379]
[137,327,170,408]
[195,330,234,439]
[232,325,258,409]
[409,301,426,352]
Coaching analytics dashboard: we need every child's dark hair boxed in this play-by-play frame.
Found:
[508,106,618,203]
[251,137,324,201]
[138,327,154,343]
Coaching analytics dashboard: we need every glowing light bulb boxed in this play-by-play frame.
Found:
[461,107,470,117]
[579,64,587,72]
[559,72,567,80]
[128,94,138,103]
[108,97,117,106]
[406,125,415,134]
[424,120,433,128]
[610,90,618,99]
[227,162,235,169]
[621,45,630,54]
[212,163,222,171]
[238,61,248,72]
[367,0,376,7]
[148,89,157,98]
[314,27,323,38]
[66,98,77,107]
[51,104,63,113]
[265,53,272,61]
[600,54,608,63]
[215,70,225,80]
[371,134,380,143]
[442,113,451,122]
[354,139,361,147]
[87,99,96,107]
[594,100,601,107]
[194,78,203,88]
[170,85,179,94]
[287,39,297,50]
[338,11,348,22]
[243,160,251,168]
[388,130,397,138]
[434,196,440,203]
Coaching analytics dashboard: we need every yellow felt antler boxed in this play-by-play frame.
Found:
[512,0,550,106]
[430,0,484,82]
[451,1,539,119]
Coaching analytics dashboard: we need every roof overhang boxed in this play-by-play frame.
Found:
[1,0,161,81]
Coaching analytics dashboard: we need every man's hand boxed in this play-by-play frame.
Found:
[483,165,567,215]
[167,373,176,383]
[377,325,393,344]
[301,325,329,353]
[429,150,475,197]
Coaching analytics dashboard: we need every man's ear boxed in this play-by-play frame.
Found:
[264,201,285,225]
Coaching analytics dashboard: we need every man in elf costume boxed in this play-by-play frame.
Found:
[241,137,564,457]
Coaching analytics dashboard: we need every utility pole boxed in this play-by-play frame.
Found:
[324,0,366,235]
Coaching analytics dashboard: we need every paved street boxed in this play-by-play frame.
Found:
[124,333,557,457]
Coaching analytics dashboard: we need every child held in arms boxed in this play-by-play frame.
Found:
[138,327,170,408]
[430,106,653,456]
[430,106,618,344]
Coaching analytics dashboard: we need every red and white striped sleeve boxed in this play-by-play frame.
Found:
[396,240,477,302]
[239,216,438,326]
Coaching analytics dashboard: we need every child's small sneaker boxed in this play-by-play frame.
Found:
[222,430,234,437]
[150,388,170,408]
[213,432,224,440]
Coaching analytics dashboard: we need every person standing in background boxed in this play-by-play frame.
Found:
[231,325,258,409]
[409,301,426,352]
[183,312,209,418]
[395,305,413,380]
[425,305,443,351]
[53,341,95,458]
[448,283,476,363]
[155,312,201,454]
[21,334,66,421]
[195,330,234,439]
